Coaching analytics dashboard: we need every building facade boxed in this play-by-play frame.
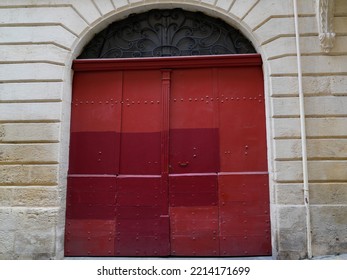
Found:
[0,0,346,259]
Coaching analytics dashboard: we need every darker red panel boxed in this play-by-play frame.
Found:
[116,206,162,220]
[169,128,219,174]
[220,234,272,256]
[115,233,170,256]
[66,176,116,219]
[64,219,115,257]
[169,175,218,207]
[170,193,218,207]
[170,206,218,235]
[120,132,161,175]
[116,218,169,236]
[171,234,219,256]
[116,176,162,207]
[69,132,120,175]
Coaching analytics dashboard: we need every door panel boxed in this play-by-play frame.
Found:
[169,68,219,174]
[217,67,268,172]
[170,206,219,256]
[115,176,169,256]
[69,71,122,175]
[120,70,162,175]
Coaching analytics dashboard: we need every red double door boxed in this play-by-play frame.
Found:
[65,55,271,257]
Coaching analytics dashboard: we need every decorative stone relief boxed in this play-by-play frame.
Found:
[317,0,335,53]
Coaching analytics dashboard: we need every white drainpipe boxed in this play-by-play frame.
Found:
[293,0,312,259]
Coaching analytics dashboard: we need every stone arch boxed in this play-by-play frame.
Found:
[60,2,275,258]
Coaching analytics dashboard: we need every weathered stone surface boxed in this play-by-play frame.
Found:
[311,206,347,256]
[0,144,59,163]
[276,206,307,259]
[0,64,64,82]
[12,207,58,259]
[275,184,304,205]
[310,183,347,205]
[0,26,77,49]
[0,165,58,185]
[0,123,60,143]
[0,7,88,35]
[11,187,59,207]
[275,160,347,182]
[0,82,63,102]
[0,103,61,122]
[274,139,347,160]
[0,230,15,259]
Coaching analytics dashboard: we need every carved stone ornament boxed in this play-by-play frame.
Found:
[78,9,256,59]
[317,0,335,53]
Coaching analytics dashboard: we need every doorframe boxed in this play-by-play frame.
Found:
[72,54,262,71]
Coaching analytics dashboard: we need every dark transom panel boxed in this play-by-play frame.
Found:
[78,8,256,59]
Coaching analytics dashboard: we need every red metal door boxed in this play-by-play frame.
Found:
[115,70,170,256]
[169,68,220,256]
[216,66,271,256]
[65,55,271,257]
[65,70,122,256]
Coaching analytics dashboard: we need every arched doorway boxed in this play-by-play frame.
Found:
[65,9,270,257]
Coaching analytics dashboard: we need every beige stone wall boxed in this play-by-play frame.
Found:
[0,0,346,259]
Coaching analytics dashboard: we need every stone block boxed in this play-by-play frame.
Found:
[0,144,59,163]
[216,0,233,11]
[244,0,314,29]
[263,37,296,60]
[276,205,307,259]
[200,0,215,5]
[336,0,347,14]
[274,139,347,160]
[0,123,60,143]
[311,206,347,256]
[0,188,12,207]
[308,161,347,182]
[0,63,64,82]
[93,0,115,15]
[273,118,301,139]
[71,0,101,24]
[0,103,61,122]
[275,184,304,205]
[271,97,299,117]
[310,183,347,205]
[0,7,88,35]
[230,0,258,19]
[306,118,347,138]
[335,17,347,34]
[272,96,347,118]
[254,17,316,44]
[11,187,60,207]
[0,45,68,64]
[274,161,303,182]
[112,0,128,9]
[0,82,63,102]
[11,206,59,259]
[0,230,15,259]
[0,165,58,185]
[270,76,298,97]
[0,208,16,230]
[0,26,77,49]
